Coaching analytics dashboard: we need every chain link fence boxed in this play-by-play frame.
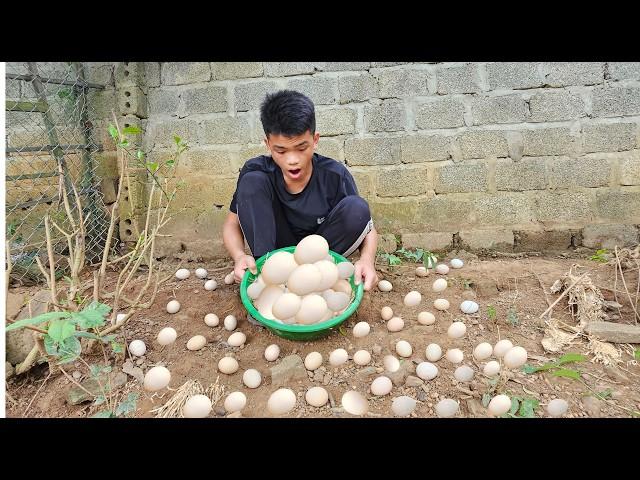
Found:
[6,62,115,285]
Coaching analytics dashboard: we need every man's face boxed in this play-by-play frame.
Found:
[265,130,320,183]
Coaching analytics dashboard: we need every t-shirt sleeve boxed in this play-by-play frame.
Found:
[341,168,359,197]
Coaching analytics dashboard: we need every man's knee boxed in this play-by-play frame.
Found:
[335,195,371,224]
[237,171,271,196]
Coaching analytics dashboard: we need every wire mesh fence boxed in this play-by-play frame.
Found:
[5,62,115,285]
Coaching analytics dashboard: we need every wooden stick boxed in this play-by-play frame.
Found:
[615,246,640,324]
[539,272,590,319]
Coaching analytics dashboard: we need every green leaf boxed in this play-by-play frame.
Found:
[147,161,159,173]
[594,389,612,400]
[166,159,175,167]
[487,305,497,321]
[57,336,82,364]
[507,308,519,326]
[634,349,639,360]
[518,398,539,418]
[118,139,130,148]
[173,135,181,145]
[73,301,111,329]
[552,368,581,380]
[48,320,76,343]
[136,150,145,160]
[93,394,107,406]
[5,311,71,331]
[107,124,119,141]
[115,392,139,417]
[90,364,102,378]
[481,393,491,408]
[558,353,586,365]
[111,342,124,354]
[122,126,141,135]
[522,364,539,374]
[74,331,102,340]
[509,397,520,415]
[91,410,114,418]
[44,335,58,356]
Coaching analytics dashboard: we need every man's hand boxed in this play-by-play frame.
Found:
[353,258,378,291]
[233,254,257,283]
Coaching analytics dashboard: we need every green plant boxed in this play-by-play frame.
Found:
[522,353,586,380]
[635,349,639,360]
[422,250,438,269]
[6,301,121,364]
[487,305,497,321]
[589,249,609,263]
[92,392,139,418]
[506,307,519,326]
[379,253,402,266]
[396,247,424,263]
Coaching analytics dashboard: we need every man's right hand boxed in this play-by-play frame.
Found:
[233,254,257,283]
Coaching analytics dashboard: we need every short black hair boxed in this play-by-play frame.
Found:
[260,90,316,137]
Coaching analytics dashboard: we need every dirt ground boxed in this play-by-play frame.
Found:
[6,249,640,419]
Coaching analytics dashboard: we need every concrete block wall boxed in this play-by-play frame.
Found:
[92,62,640,258]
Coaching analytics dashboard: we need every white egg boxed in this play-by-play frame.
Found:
[432,278,448,293]
[493,339,514,358]
[295,294,328,325]
[353,350,372,365]
[224,391,247,413]
[203,279,217,291]
[416,362,439,380]
[157,327,177,346]
[380,306,394,320]
[435,398,459,418]
[396,340,412,358]
[204,313,219,327]
[267,388,297,415]
[287,264,323,296]
[242,369,262,388]
[473,342,493,361]
[450,258,464,269]
[143,366,171,391]
[503,346,528,369]
[175,268,190,280]
[329,348,349,366]
[294,234,329,265]
[218,356,239,374]
[488,394,512,416]
[352,322,371,338]
[383,355,400,373]
[166,300,180,314]
[224,315,237,331]
[415,266,428,277]
[460,300,479,314]
[264,344,280,362]
[337,261,356,280]
[378,280,393,292]
[387,317,405,332]
[417,311,436,325]
[425,344,443,362]
[187,335,207,351]
[403,290,422,307]
[261,251,298,285]
[325,291,350,312]
[392,396,417,417]
[128,340,146,357]
[224,272,235,285]
[183,394,212,418]
[446,348,464,363]
[314,260,340,291]
[454,365,475,382]
[115,313,127,325]
[547,398,569,417]
[304,352,323,370]
[447,321,467,339]
[341,390,368,415]
[305,386,329,407]
[435,264,450,275]
[332,279,353,296]
[434,298,450,311]
[255,285,285,320]
[246,280,264,299]
[272,293,302,320]
[195,268,208,279]
[483,361,501,377]
[371,376,393,396]
[227,332,247,347]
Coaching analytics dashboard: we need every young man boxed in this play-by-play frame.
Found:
[222,90,378,291]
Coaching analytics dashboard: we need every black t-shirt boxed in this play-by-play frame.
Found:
[229,153,359,238]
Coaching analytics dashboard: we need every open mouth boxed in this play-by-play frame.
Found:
[288,168,301,178]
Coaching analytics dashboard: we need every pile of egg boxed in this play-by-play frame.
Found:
[245,234,356,326]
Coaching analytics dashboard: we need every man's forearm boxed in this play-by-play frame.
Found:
[358,227,378,263]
